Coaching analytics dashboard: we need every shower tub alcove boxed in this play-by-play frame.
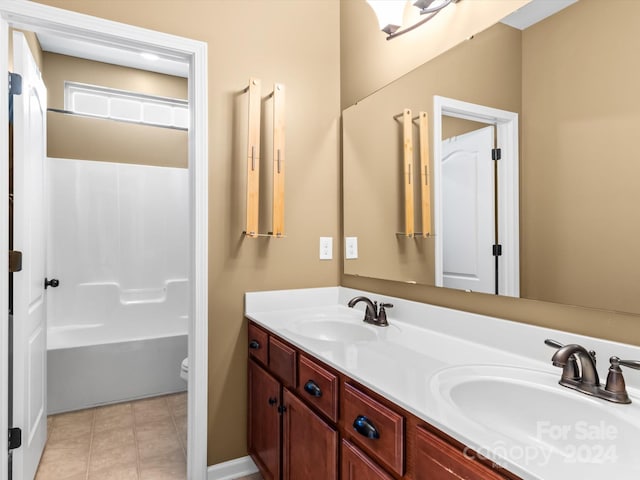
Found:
[46,158,189,414]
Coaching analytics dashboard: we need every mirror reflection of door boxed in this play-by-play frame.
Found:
[442,125,496,294]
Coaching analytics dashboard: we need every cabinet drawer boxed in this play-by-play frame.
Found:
[297,354,339,422]
[415,426,508,480]
[269,337,297,388]
[341,439,393,480]
[248,323,269,365]
[343,383,404,476]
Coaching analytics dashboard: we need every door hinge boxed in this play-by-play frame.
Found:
[277,405,287,414]
[492,148,501,160]
[9,72,22,96]
[8,427,22,451]
[9,251,22,273]
[493,244,503,256]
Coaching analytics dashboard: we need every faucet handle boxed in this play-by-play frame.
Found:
[604,357,636,403]
[614,357,640,370]
[545,339,580,381]
[376,303,392,327]
[544,339,564,349]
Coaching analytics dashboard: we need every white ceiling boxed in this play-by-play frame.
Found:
[501,0,578,30]
[37,31,189,78]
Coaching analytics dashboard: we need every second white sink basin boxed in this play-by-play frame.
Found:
[430,364,640,474]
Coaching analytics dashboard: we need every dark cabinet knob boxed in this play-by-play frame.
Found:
[268,397,277,406]
[249,340,260,349]
[304,380,322,398]
[353,415,380,440]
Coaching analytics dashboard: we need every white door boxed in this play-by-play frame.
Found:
[12,31,48,480]
[441,126,495,293]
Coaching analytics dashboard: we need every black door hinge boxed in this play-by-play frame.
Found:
[277,405,287,414]
[8,428,22,451]
[493,244,503,256]
[9,72,22,96]
[9,251,22,273]
[492,148,501,160]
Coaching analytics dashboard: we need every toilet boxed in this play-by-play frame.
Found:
[180,357,189,382]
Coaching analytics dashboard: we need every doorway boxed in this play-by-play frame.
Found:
[441,124,496,293]
[1,3,208,480]
[433,95,520,297]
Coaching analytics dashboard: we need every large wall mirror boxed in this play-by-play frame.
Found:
[343,0,640,315]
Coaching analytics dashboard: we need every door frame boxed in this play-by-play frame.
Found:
[0,2,209,479]
[433,95,519,297]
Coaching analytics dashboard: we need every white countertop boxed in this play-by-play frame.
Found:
[245,287,640,480]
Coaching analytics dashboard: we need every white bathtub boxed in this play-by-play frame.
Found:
[47,280,189,414]
[45,158,190,414]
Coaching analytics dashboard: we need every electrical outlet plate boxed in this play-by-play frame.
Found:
[345,237,358,259]
[320,237,333,260]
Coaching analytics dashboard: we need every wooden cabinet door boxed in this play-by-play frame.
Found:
[342,439,393,480]
[282,388,338,480]
[248,359,281,480]
[415,426,507,480]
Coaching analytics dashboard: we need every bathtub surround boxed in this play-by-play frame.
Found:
[45,158,189,413]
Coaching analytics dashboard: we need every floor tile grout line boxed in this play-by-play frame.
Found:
[168,394,188,460]
[132,401,142,479]
[85,407,97,480]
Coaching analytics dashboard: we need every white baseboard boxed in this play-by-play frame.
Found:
[207,456,258,480]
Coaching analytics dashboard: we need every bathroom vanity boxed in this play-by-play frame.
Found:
[245,287,640,480]
[247,321,514,479]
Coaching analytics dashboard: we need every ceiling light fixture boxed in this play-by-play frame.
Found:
[367,0,459,40]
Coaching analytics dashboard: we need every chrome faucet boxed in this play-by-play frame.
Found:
[347,296,392,327]
[546,339,640,404]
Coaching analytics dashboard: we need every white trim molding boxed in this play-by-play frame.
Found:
[207,456,259,480]
[0,1,208,479]
[433,95,520,297]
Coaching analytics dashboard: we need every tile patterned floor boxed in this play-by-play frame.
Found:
[35,393,187,480]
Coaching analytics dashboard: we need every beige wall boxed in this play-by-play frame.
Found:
[35,0,341,466]
[43,53,188,167]
[521,0,640,313]
[342,0,640,347]
[343,23,521,285]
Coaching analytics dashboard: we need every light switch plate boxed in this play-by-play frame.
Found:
[345,237,358,259]
[320,237,333,260]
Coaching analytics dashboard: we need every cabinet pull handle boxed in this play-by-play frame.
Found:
[249,340,260,349]
[268,397,277,406]
[353,415,380,440]
[304,380,322,398]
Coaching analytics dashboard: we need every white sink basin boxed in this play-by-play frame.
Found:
[430,365,640,473]
[294,320,378,342]
[286,311,400,343]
